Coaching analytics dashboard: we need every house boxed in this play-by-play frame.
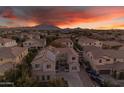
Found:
[78,36,102,48]
[0,37,17,47]
[31,48,56,81]
[0,47,28,76]
[31,46,80,81]
[83,46,124,77]
[102,41,123,49]
[119,46,124,50]
[56,47,80,72]
[117,35,124,41]
[17,32,29,39]
[23,39,46,50]
[51,38,73,48]
[27,33,42,40]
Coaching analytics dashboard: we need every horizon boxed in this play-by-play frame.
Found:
[1,23,124,31]
[1,6,124,30]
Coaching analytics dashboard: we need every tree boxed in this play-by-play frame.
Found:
[46,36,58,46]
[3,49,39,87]
[102,80,113,87]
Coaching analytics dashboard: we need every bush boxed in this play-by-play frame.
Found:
[46,36,58,46]
[119,72,124,80]
[48,78,68,87]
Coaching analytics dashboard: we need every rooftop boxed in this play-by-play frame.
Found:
[0,37,15,44]
[103,41,123,46]
[0,47,27,59]
[83,46,124,59]
[79,36,100,43]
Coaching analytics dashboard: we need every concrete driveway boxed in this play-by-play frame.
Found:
[57,72,84,87]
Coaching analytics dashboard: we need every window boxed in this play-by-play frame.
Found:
[35,64,40,68]
[72,66,77,70]
[46,64,51,69]
[29,43,31,45]
[24,43,27,45]
[36,76,39,80]
[66,42,69,45]
[91,56,92,59]
[72,57,76,60]
[42,76,45,80]
[99,59,102,63]
[47,75,50,80]
[1,43,4,46]
[114,58,116,61]
[0,58,3,61]
[106,59,110,61]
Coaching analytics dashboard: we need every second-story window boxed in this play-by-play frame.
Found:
[106,59,110,61]
[99,59,102,63]
[1,43,4,46]
[72,66,77,70]
[46,64,51,69]
[72,57,76,60]
[0,58,3,61]
[29,43,31,45]
[91,56,93,59]
[35,64,40,68]
[47,75,50,80]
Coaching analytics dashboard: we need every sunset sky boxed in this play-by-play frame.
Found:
[0,6,124,29]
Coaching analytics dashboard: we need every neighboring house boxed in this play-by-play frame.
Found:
[119,46,124,50]
[117,35,124,41]
[0,37,17,47]
[27,33,42,40]
[51,38,73,48]
[23,39,46,49]
[83,46,124,77]
[31,46,80,81]
[78,36,102,48]
[17,33,29,39]
[0,47,28,76]
[102,41,123,49]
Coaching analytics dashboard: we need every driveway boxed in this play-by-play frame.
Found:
[57,72,84,87]
[78,67,97,87]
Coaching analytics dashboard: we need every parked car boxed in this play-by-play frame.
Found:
[85,67,99,76]
[85,67,91,73]
[89,70,100,76]
[85,67,104,86]
[89,74,104,86]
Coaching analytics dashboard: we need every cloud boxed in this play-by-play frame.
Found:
[0,6,124,29]
[0,7,17,19]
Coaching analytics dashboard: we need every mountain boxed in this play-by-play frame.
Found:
[33,24,61,30]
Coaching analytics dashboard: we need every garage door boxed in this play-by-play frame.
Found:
[99,70,111,74]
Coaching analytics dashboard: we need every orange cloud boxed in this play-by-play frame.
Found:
[0,7,17,19]
[1,6,124,29]
[98,23,124,29]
